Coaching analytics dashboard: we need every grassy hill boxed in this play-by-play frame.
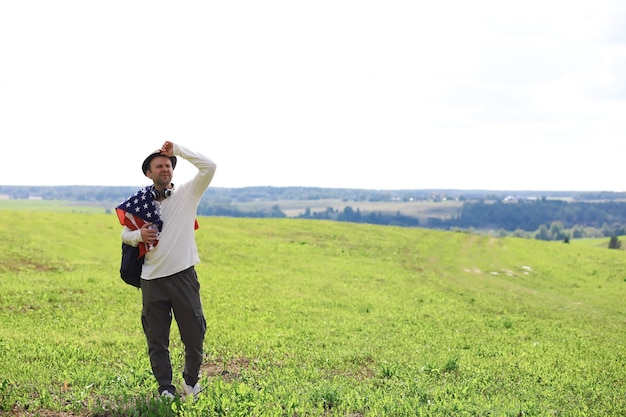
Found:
[0,210,624,416]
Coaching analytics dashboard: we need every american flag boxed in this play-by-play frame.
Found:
[116,186,162,257]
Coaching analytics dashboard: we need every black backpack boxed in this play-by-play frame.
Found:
[120,243,144,288]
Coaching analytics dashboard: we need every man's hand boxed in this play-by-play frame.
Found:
[140,222,158,245]
[160,141,174,156]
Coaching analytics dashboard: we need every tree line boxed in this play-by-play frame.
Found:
[3,186,626,240]
[198,198,626,241]
[5,185,626,206]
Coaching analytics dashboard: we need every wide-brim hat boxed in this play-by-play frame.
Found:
[142,152,177,175]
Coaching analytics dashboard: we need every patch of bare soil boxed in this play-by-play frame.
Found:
[200,356,251,383]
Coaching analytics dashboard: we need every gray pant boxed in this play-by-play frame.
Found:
[141,266,206,395]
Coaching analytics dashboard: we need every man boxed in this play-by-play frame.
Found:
[116,141,217,399]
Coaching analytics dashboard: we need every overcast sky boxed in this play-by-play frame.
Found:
[2,1,626,191]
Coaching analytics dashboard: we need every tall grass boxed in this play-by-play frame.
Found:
[0,210,624,416]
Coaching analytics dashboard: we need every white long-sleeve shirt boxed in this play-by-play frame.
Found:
[121,143,216,280]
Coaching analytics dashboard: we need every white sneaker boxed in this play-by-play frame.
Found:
[160,390,175,400]
[182,381,201,398]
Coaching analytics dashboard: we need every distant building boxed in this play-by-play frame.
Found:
[431,193,447,202]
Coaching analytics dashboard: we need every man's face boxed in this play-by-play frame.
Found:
[147,156,174,186]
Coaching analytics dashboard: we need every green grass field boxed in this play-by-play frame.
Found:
[0,209,624,416]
